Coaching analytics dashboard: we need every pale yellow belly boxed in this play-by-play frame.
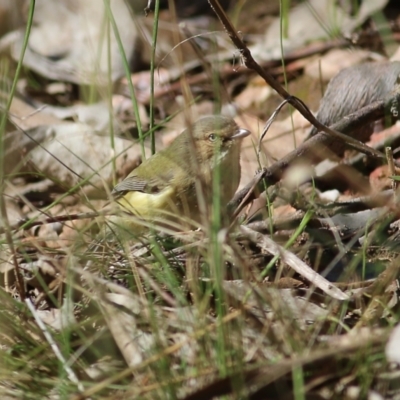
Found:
[106,187,181,234]
[116,186,176,218]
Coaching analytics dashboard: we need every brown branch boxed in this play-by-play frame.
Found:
[207,0,397,160]
[229,82,400,217]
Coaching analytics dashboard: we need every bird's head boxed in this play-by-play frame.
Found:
[187,115,250,164]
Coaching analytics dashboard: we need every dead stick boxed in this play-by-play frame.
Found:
[207,0,395,161]
[230,91,400,215]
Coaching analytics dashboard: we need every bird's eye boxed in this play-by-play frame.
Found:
[208,133,217,142]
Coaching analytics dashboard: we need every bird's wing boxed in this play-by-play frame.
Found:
[111,172,173,199]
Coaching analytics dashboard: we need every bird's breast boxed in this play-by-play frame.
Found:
[117,186,176,218]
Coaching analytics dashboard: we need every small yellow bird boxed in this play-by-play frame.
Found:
[109,115,250,233]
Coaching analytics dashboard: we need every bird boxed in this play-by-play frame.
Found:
[108,115,250,234]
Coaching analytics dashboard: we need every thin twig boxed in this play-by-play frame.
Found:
[208,0,394,158]
[240,225,349,301]
[25,298,85,393]
[1,210,111,235]
[207,0,391,160]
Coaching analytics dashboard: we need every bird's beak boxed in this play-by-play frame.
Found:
[231,128,251,140]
